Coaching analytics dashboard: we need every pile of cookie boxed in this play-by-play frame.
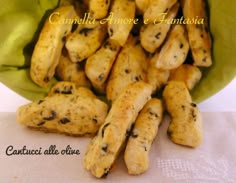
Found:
[17,0,212,178]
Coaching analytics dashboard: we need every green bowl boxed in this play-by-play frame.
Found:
[0,0,235,102]
[191,0,236,102]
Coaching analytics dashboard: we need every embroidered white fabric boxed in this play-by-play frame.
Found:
[0,112,236,183]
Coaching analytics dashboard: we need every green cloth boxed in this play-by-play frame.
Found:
[191,0,236,102]
[0,0,59,100]
[0,0,235,102]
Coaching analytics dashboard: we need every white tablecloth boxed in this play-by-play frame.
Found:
[0,112,236,183]
[0,79,236,183]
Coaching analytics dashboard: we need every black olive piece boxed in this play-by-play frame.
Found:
[38,100,44,105]
[92,117,98,123]
[103,41,117,51]
[79,28,94,36]
[101,123,110,138]
[164,8,169,13]
[71,23,78,32]
[44,76,50,82]
[61,90,72,94]
[191,103,197,107]
[131,133,138,138]
[155,32,161,39]
[125,69,130,74]
[43,111,57,121]
[98,73,105,81]
[135,76,140,81]
[37,121,45,126]
[109,28,114,37]
[135,75,142,82]
[202,57,207,62]
[191,109,197,121]
[103,41,111,49]
[102,144,108,152]
[149,110,159,118]
[60,118,70,124]
[54,89,60,94]
[144,146,147,152]
[102,168,110,178]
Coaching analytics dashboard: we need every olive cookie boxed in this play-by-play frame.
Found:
[163,81,203,147]
[83,81,152,178]
[124,98,163,175]
[17,85,109,136]
[30,5,77,87]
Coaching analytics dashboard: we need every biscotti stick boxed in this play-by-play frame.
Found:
[83,81,152,178]
[163,81,203,147]
[30,6,77,87]
[124,98,163,175]
[181,0,212,67]
[16,86,108,136]
[107,0,136,46]
[106,36,148,103]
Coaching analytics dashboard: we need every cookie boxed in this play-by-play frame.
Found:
[56,54,91,88]
[181,0,212,67]
[106,36,148,103]
[85,39,120,93]
[124,98,163,175]
[17,86,109,136]
[30,5,77,87]
[163,81,203,147]
[83,81,152,178]
[66,21,107,62]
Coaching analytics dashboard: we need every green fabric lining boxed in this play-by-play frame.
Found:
[0,0,235,102]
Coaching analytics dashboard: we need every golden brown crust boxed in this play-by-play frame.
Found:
[181,0,212,67]
[30,6,77,87]
[147,54,170,93]
[89,0,111,19]
[124,98,163,175]
[163,81,203,148]
[83,82,152,178]
[135,0,152,14]
[85,39,120,94]
[106,36,148,103]
[17,88,108,136]
[48,81,95,98]
[169,64,202,90]
[108,0,136,46]
[140,3,179,53]
[144,0,177,23]
[48,81,78,96]
[154,25,190,70]
[66,21,107,62]
[56,54,91,88]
